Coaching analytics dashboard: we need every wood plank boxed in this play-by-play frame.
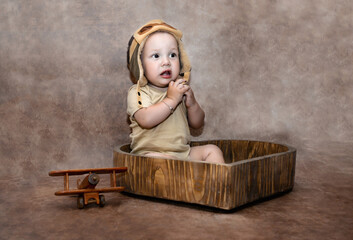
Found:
[54,187,125,196]
[49,167,127,176]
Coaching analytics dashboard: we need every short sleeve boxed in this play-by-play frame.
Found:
[127,85,152,117]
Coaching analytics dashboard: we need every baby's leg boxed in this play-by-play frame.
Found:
[189,144,225,163]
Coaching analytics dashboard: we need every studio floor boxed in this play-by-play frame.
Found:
[1,141,352,240]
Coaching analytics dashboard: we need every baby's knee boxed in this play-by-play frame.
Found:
[189,144,224,163]
[205,144,223,155]
[205,144,225,163]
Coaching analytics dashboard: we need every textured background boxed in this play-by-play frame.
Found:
[1,0,352,180]
[1,1,352,239]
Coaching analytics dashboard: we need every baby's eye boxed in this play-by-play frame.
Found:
[169,52,178,58]
[152,53,159,59]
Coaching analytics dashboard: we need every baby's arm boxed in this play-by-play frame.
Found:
[134,79,189,129]
[184,88,205,129]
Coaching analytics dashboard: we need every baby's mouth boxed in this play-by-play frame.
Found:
[160,70,171,78]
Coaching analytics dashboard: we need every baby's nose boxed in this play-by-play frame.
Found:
[161,56,171,66]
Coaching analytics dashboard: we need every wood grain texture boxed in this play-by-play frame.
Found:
[113,140,296,210]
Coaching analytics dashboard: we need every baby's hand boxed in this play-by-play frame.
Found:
[166,78,190,104]
[184,87,197,108]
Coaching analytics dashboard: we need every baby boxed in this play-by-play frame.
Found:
[127,19,224,164]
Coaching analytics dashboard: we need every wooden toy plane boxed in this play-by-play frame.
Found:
[49,167,127,209]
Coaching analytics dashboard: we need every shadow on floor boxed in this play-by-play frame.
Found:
[120,189,293,214]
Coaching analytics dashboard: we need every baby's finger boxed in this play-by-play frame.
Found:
[182,84,190,92]
[176,78,186,85]
[180,83,188,89]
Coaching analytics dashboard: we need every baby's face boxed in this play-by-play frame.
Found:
[141,32,180,89]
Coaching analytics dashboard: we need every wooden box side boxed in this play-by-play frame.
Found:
[114,149,234,209]
[228,151,296,209]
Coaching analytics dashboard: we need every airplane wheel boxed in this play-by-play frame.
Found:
[99,195,105,207]
[77,196,84,209]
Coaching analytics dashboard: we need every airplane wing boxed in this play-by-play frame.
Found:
[54,187,125,196]
[49,167,128,176]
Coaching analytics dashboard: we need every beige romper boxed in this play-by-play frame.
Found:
[127,84,191,159]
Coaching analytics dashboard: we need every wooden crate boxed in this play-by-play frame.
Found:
[113,140,296,210]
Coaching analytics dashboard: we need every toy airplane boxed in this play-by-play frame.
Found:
[49,167,127,209]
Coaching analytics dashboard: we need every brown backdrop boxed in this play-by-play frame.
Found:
[1,1,353,239]
[1,1,352,179]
